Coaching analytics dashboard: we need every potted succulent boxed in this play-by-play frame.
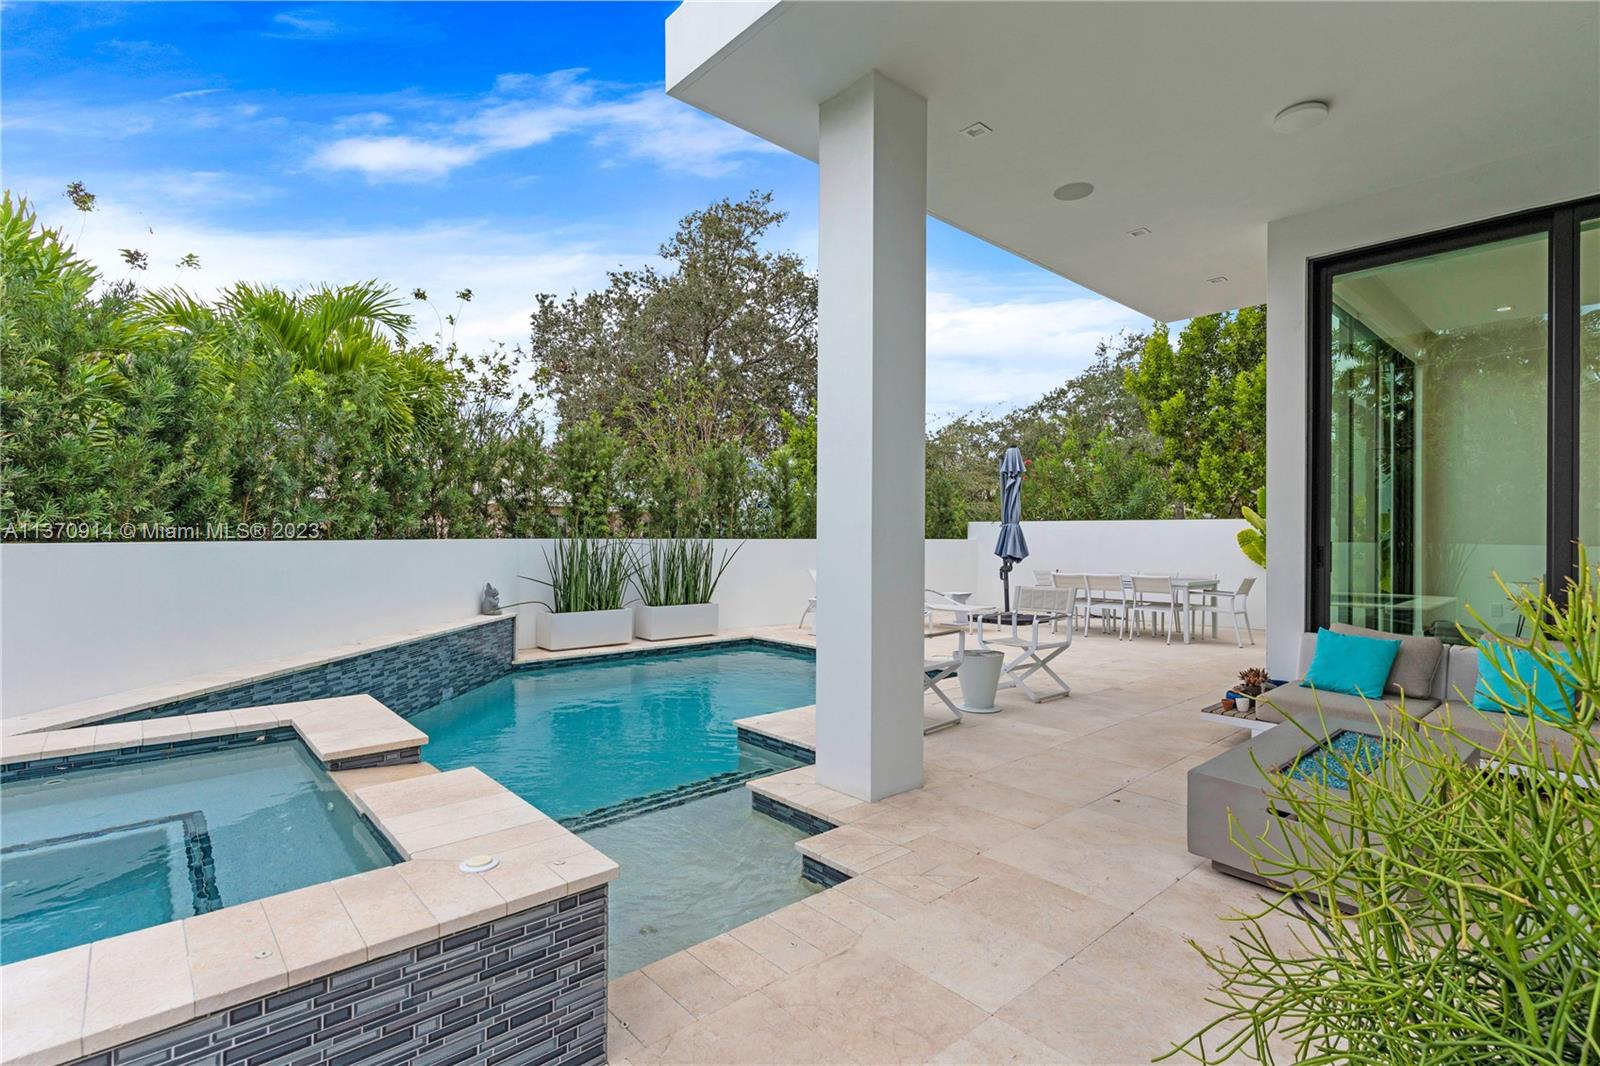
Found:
[631,539,739,641]
[523,538,635,651]
[1227,666,1274,714]
[1235,666,1271,697]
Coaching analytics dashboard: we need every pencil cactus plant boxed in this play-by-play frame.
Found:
[1170,547,1600,1065]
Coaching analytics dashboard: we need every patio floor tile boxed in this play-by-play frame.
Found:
[762,947,989,1064]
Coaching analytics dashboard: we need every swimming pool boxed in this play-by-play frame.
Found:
[411,641,821,974]
[1,740,393,965]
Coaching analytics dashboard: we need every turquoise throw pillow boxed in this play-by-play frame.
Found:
[1301,627,1401,699]
[1472,645,1576,722]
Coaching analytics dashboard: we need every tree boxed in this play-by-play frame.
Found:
[759,408,817,538]
[553,415,625,536]
[921,330,1175,526]
[530,191,816,457]
[138,279,454,449]
[0,194,176,528]
[1126,306,1266,517]
[925,432,968,538]
[1028,426,1174,521]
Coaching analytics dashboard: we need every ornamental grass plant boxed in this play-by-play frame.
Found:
[524,538,632,613]
[633,539,739,607]
[1171,548,1600,1065]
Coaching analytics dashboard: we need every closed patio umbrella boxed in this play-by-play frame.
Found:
[994,446,1029,614]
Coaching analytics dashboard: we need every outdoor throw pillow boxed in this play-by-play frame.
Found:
[1472,644,1577,721]
[1330,622,1444,698]
[1301,627,1401,699]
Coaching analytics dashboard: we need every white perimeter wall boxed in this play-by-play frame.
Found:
[1264,140,1600,677]
[0,529,1231,718]
[0,538,972,719]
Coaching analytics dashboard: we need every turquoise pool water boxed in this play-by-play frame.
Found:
[1,741,392,965]
[412,643,820,974]
[411,644,817,823]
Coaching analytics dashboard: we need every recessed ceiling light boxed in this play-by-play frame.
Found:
[1127,227,1151,238]
[1207,276,1229,284]
[960,122,992,139]
[1271,99,1331,134]
[1496,305,1514,313]
[1052,182,1094,202]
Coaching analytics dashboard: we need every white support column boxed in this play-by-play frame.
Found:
[814,71,927,803]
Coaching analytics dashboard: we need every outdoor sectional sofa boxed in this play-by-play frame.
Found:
[1189,622,1596,884]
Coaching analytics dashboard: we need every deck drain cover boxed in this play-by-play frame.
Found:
[459,855,499,874]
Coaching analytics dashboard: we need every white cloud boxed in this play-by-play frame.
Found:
[308,70,781,182]
[333,111,394,132]
[22,185,652,373]
[924,290,1148,419]
[271,10,338,39]
[309,136,482,181]
[163,88,226,102]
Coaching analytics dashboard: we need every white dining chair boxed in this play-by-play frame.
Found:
[1082,574,1130,638]
[1188,577,1256,647]
[1129,575,1180,642]
[1051,572,1088,632]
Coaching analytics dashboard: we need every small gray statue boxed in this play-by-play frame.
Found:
[480,582,502,616]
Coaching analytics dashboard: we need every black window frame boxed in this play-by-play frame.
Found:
[1306,194,1600,632]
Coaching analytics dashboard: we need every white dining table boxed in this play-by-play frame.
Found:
[1018,573,1222,644]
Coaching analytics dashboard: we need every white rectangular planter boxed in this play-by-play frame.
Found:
[534,608,634,651]
[633,603,718,641]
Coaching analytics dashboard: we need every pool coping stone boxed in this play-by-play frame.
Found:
[0,705,618,1066]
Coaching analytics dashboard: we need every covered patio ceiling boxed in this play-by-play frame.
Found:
[667,1,1600,322]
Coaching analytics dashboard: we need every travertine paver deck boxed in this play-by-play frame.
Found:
[610,623,1297,1065]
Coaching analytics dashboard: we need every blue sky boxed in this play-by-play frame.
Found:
[1,1,1150,420]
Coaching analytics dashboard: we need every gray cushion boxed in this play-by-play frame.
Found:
[1257,682,1438,731]
[1331,623,1445,699]
[1422,701,1596,761]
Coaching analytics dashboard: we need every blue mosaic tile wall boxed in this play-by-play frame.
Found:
[735,728,816,766]
[1,727,300,784]
[71,885,608,1066]
[801,854,852,889]
[751,792,838,837]
[109,617,515,723]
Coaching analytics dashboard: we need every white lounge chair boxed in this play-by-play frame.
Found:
[974,609,1073,702]
[798,568,816,632]
[923,653,963,733]
[923,590,994,732]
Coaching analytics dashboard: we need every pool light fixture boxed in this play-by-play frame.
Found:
[459,854,500,874]
[1052,181,1094,201]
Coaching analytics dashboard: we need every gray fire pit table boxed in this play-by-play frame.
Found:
[1188,716,1478,888]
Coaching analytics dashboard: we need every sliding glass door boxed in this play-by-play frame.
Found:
[1311,197,1599,639]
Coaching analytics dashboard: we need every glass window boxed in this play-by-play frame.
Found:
[1581,218,1600,554]
[1329,232,1549,639]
